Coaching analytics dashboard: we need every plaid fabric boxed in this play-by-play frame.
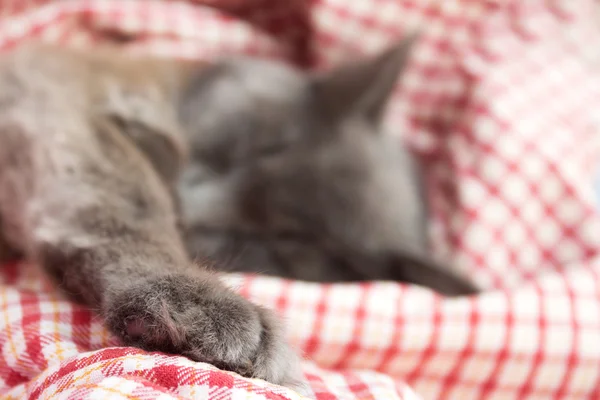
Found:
[1,0,600,399]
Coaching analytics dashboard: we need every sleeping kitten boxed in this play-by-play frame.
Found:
[177,37,477,296]
[0,36,474,395]
[0,44,308,394]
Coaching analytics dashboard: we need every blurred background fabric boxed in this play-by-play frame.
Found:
[1,1,600,399]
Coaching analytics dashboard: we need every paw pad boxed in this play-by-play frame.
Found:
[124,316,146,339]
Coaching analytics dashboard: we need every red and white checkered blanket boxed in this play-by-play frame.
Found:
[1,1,600,399]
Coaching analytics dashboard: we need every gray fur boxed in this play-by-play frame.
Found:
[0,38,475,397]
[0,44,308,395]
[177,38,477,295]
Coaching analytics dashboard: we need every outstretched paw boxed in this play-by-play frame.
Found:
[104,273,308,394]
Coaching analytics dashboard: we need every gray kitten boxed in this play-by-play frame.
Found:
[177,37,477,296]
[0,44,308,394]
[0,37,474,397]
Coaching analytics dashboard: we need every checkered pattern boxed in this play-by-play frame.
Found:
[1,0,600,399]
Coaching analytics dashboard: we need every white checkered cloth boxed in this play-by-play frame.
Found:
[1,1,600,399]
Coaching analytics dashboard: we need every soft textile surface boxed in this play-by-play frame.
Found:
[1,1,600,399]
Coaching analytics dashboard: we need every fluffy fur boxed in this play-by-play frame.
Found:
[0,44,307,394]
[0,37,476,394]
[178,37,477,295]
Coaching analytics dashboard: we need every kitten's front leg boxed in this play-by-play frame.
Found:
[40,238,307,393]
[0,113,307,394]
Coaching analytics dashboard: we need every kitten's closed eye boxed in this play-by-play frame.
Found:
[253,142,288,158]
[191,119,293,178]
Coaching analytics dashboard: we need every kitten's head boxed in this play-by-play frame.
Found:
[177,36,428,275]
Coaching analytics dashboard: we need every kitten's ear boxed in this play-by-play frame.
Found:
[311,33,418,124]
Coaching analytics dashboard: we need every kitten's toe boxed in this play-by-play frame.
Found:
[250,306,308,392]
[103,273,307,394]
